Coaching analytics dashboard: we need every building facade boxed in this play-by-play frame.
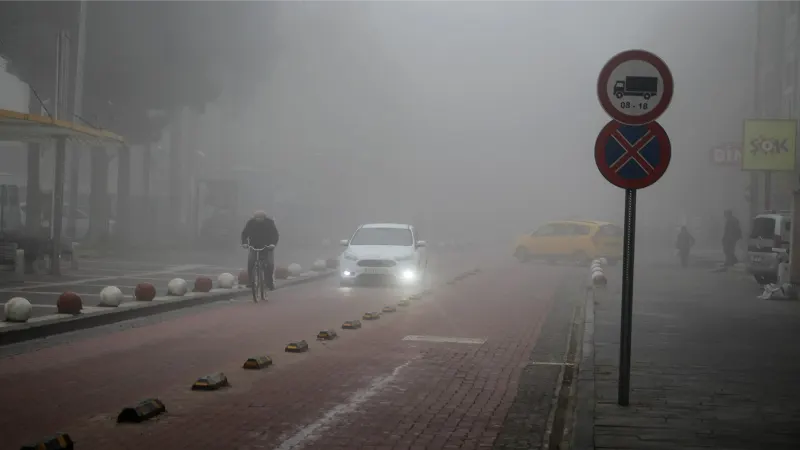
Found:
[754,1,800,213]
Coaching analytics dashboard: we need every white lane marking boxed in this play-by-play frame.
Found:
[0,291,102,297]
[0,302,57,308]
[402,335,487,345]
[273,361,411,450]
[0,264,206,293]
[528,361,576,367]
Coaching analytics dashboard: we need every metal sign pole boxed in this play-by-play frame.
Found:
[596,49,673,408]
[618,188,637,406]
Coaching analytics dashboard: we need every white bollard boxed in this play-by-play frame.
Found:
[98,286,124,307]
[288,263,302,277]
[4,297,32,322]
[312,259,327,271]
[167,278,188,296]
[592,271,607,286]
[14,249,24,276]
[70,242,79,270]
[217,272,236,289]
[778,262,791,286]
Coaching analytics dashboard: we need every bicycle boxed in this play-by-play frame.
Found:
[244,242,275,303]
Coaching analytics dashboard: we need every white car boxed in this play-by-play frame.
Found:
[339,223,428,286]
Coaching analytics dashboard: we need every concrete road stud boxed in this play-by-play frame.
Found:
[20,433,74,450]
[191,372,230,391]
[317,329,338,340]
[116,398,167,423]
[285,340,309,353]
[362,311,381,320]
[243,356,273,370]
[397,299,411,307]
[382,305,397,313]
[342,320,362,329]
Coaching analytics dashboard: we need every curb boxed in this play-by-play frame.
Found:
[0,270,336,346]
[572,286,597,450]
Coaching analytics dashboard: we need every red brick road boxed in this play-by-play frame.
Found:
[1,254,568,450]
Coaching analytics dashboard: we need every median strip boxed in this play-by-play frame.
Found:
[0,269,336,346]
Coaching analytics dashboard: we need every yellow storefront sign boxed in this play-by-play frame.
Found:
[742,119,798,171]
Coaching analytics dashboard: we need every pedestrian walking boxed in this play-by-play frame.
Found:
[722,209,742,267]
[676,225,695,268]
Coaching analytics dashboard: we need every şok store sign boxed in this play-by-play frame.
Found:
[741,119,798,171]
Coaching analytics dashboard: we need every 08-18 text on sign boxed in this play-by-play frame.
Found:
[597,49,674,126]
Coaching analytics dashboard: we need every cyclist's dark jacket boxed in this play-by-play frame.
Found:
[241,217,279,248]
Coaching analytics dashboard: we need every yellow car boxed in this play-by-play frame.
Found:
[513,220,623,265]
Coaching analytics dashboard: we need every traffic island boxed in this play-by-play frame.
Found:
[0,269,337,346]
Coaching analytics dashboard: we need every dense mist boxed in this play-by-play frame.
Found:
[0,1,758,248]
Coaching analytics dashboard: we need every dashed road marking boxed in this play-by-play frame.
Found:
[0,302,57,308]
[0,264,206,293]
[402,335,487,345]
[273,361,411,450]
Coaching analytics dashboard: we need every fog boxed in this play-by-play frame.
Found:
[181,1,754,247]
[0,1,757,251]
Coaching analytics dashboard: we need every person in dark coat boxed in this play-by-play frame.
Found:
[722,209,742,267]
[676,225,695,268]
[241,210,279,289]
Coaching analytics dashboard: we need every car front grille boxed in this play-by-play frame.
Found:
[357,259,396,267]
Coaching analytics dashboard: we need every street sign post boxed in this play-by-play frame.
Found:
[594,120,672,190]
[597,50,674,126]
[595,49,673,407]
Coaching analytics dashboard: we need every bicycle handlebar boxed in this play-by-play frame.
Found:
[245,244,275,251]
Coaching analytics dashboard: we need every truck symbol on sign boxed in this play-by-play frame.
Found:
[614,76,658,100]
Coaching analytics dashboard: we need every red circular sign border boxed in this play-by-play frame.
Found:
[597,49,674,126]
[594,120,672,190]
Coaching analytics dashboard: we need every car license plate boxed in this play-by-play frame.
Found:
[752,255,762,262]
[364,268,389,274]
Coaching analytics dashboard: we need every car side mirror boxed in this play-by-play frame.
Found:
[340,239,349,246]
[416,240,427,248]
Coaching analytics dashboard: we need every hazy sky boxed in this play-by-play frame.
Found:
[0,1,754,241]
[196,0,753,237]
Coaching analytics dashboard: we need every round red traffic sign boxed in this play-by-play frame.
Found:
[597,49,673,126]
[595,120,671,190]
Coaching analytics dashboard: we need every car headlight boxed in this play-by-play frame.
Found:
[343,252,358,261]
[395,253,416,261]
[401,269,417,280]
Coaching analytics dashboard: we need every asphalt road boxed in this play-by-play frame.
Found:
[0,245,337,320]
[0,248,582,449]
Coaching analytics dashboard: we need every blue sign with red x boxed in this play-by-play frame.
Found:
[594,120,671,190]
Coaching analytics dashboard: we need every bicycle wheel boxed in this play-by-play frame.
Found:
[259,265,267,301]
[251,262,260,303]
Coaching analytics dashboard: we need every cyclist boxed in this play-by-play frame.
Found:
[241,210,279,290]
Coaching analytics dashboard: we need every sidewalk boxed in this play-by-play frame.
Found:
[574,263,800,449]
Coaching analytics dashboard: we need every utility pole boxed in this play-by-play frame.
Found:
[67,0,87,239]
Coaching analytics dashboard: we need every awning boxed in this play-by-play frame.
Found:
[0,108,125,146]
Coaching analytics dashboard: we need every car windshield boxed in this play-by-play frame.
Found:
[350,227,413,246]
[750,217,776,239]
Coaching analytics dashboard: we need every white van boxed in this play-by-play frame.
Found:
[746,211,792,284]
